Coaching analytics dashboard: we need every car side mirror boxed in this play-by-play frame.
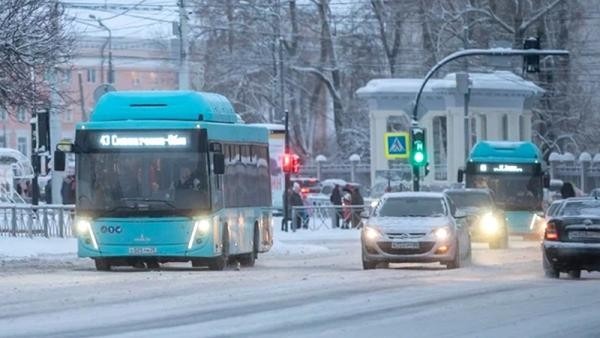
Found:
[454,210,467,219]
[213,153,225,175]
[54,150,66,172]
[457,168,464,183]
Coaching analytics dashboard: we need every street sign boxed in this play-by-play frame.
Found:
[384,132,409,159]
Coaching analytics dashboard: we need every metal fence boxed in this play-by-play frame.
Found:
[0,204,75,238]
[289,204,372,231]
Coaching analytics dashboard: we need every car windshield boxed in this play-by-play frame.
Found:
[466,174,542,211]
[377,197,446,217]
[77,151,210,216]
[446,192,493,210]
[559,200,600,217]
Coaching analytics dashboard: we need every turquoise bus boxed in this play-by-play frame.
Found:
[458,141,546,237]
[54,91,273,271]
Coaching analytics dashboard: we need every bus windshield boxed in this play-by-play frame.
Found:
[466,174,542,211]
[77,152,210,216]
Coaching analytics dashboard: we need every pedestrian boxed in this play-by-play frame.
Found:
[560,182,575,199]
[351,187,364,229]
[45,178,52,204]
[330,184,342,228]
[61,174,76,204]
[290,183,305,230]
[341,191,352,229]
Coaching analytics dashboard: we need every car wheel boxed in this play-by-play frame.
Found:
[146,260,160,270]
[542,250,559,279]
[94,258,111,271]
[209,226,229,271]
[568,270,581,279]
[239,225,259,267]
[361,250,377,270]
[489,234,508,250]
[446,242,461,269]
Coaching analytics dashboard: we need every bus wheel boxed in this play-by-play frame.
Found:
[94,258,111,271]
[239,225,259,267]
[209,226,229,271]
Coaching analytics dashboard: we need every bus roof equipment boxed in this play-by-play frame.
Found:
[91,91,238,123]
[469,141,542,164]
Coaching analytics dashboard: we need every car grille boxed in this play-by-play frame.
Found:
[386,233,427,240]
[378,241,435,255]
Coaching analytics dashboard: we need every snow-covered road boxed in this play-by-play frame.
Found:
[1,230,599,338]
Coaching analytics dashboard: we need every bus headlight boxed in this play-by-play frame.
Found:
[481,213,500,235]
[188,219,211,249]
[75,219,98,250]
[434,227,450,241]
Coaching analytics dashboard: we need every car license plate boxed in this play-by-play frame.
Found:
[568,231,600,240]
[128,247,157,255]
[391,241,419,249]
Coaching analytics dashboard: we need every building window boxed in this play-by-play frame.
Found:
[519,115,525,140]
[480,115,487,139]
[0,107,6,121]
[0,135,5,148]
[17,107,26,122]
[65,109,73,122]
[87,69,96,83]
[433,116,448,181]
[17,137,27,156]
[502,114,508,140]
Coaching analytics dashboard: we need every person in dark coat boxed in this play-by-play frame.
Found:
[330,185,342,228]
[290,183,306,230]
[351,187,364,229]
[560,182,576,199]
[61,175,76,204]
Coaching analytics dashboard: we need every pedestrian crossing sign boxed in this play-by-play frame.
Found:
[384,132,409,159]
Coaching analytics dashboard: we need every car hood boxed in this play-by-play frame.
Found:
[367,216,451,233]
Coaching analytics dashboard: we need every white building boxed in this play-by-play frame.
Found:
[356,71,544,187]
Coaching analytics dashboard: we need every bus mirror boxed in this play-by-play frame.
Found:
[54,150,66,172]
[198,129,208,153]
[457,169,464,183]
[543,173,550,188]
[213,153,225,175]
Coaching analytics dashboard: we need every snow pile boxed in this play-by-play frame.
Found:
[269,239,330,256]
[0,237,77,260]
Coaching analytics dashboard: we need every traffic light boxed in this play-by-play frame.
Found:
[410,127,427,167]
[523,37,540,73]
[282,152,300,174]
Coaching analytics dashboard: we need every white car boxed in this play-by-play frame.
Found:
[361,192,471,269]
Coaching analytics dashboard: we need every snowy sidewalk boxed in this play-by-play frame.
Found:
[0,237,77,260]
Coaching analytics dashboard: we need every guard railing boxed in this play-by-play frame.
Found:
[0,204,75,238]
[289,204,372,231]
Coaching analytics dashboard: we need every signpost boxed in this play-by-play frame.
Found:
[384,132,409,159]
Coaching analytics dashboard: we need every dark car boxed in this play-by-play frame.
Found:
[444,188,509,249]
[542,198,600,279]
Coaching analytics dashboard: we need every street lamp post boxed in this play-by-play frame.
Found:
[89,15,113,84]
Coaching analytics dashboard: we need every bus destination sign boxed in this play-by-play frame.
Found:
[470,162,540,175]
[98,133,189,148]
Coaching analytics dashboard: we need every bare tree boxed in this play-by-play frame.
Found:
[0,0,73,114]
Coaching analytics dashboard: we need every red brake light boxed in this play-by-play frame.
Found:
[301,188,309,194]
[545,221,558,241]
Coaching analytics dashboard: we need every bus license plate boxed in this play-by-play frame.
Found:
[391,241,419,249]
[128,247,157,255]
[569,231,600,240]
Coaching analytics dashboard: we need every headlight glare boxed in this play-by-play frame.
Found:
[365,227,382,241]
[75,219,98,250]
[434,227,450,241]
[196,220,210,233]
[481,213,500,235]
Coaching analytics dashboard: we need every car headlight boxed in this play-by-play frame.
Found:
[188,219,211,249]
[364,226,383,241]
[480,212,500,235]
[434,227,450,241]
[75,219,98,250]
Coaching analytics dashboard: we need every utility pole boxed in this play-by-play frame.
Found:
[178,0,190,90]
[78,73,87,121]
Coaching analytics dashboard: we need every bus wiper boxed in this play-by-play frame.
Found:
[119,198,177,210]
